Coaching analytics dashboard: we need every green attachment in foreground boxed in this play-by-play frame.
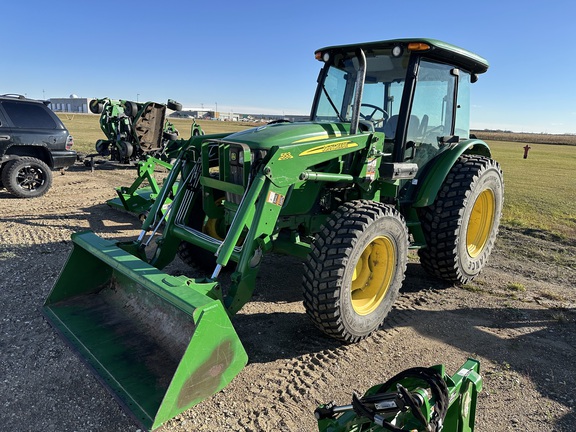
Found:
[43,231,248,431]
[316,358,482,432]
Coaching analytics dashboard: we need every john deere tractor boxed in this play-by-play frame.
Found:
[44,38,502,430]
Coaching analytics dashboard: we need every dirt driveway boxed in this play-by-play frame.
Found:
[1,163,574,431]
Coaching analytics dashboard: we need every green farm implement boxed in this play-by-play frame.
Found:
[44,38,501,430]
[88,97,204,215]
[315,359,482,432]
[88,97,185,164]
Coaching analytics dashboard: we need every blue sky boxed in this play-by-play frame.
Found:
[3,0,576,133]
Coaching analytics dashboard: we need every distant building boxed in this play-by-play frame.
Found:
[168,109,308,123]
[49,95,91,113]
[169,109,215,119]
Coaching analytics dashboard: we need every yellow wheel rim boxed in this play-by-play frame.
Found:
[202,197,245,246]
[466,189,495,258]
[203,197,225,240]
[351,236,395,316]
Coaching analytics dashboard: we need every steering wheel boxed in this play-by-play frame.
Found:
[360,104,389,128]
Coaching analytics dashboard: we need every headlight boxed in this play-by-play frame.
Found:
[392,45,403,57]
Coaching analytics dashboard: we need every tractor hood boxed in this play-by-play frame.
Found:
[222,121,356,150]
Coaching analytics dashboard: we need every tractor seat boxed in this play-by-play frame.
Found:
[382,115,420,140]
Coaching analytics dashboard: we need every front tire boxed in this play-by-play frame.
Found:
[1,157,52,198]
[302,200,409,343]
[418,155,504,283]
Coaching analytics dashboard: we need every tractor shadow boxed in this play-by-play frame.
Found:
[228,256,576,431]
[230,256,458,364]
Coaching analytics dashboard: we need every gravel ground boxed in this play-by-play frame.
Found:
[1,162,575,431]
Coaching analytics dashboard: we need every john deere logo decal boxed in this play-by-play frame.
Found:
[299,141,358,156]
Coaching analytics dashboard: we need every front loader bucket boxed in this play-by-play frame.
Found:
[43,231,248,431]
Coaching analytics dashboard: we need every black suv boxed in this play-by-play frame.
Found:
[0,94,76,198]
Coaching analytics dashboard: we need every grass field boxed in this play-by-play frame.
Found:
[487,140,575,239]
[57,114,575,240]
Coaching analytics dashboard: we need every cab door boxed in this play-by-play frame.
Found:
[404,60,471,169]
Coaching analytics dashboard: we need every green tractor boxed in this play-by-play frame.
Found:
[44,38,502,430]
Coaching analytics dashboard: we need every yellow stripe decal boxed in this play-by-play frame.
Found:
[299,141,358,156]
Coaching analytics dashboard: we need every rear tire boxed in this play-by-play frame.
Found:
[1,157,52,198]
[418,155,504,283]
[302,200,409,343]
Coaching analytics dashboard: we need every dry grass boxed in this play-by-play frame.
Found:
[488,140,576,239]
[472,130,576,146]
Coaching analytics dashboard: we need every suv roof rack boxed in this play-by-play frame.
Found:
[1,94,28,99]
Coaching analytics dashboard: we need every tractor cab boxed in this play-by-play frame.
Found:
[311,39,489,170]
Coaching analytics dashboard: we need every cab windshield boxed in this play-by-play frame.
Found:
[312,46,472,168]
[312,47,410,132]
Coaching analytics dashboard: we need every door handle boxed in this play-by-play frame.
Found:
[0,135,11,141]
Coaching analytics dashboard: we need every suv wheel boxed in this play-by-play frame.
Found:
[1,157,53,198]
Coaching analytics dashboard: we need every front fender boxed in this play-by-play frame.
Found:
[412,139,491,207]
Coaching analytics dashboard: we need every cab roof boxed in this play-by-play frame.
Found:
[315,38,489,75]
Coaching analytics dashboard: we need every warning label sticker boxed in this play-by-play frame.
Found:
[267,191,285,206]
[366,158,377,181]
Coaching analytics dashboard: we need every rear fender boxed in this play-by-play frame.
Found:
[3,144,53,167]
[411,139,491,208]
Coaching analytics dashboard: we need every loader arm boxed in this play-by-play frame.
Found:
[145,127,383,316]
